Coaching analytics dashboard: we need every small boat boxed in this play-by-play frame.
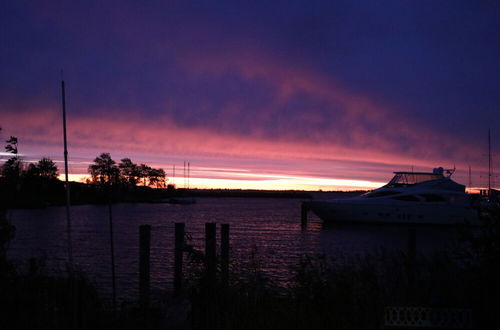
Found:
[307,167,480,225]
[167,162,196,204]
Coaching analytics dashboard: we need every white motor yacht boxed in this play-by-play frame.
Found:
[307,167,479,225]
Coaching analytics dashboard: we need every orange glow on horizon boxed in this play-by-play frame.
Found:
[183,176,383,191]
[58,172,383,191]
[3,107,492,192]
[58,174,91,183]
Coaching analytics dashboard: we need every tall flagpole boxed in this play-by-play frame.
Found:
[61,78,73,265]
[488,129,492,196]
[468,165,472,192]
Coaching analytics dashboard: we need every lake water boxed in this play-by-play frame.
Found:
[6,197,460,302]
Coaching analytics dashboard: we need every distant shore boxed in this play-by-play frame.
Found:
[1,178,366,209]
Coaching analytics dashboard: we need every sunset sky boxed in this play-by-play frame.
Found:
[1,1,499,190]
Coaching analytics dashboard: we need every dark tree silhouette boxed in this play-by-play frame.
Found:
[138,164,152,186]
[24,163,40,178]
[118,158,139,185]
[88,153,120,184]
[148,168,166,188]
[1,157,22,180]
[4,136,18,155]
[0,129,17,273]
[36,158,59,179]
[1,136,22,182]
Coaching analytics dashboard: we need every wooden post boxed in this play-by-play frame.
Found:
[174,222,185,297]
[205,223,217,283]
[221,224,230,287]
[108,202,117,316]
[407,227,416,303]
[139,225,151,316]
[204,223,217,330]
[301,202,308,229]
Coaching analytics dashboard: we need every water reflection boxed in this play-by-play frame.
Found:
[7,198,460,301]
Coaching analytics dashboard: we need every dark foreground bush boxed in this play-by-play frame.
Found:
[0,259,111,330]
[186,221,500,330]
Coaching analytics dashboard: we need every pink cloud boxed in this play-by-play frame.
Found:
[0,35,490,189]
[0,104,489,189]
[176,46,481,162]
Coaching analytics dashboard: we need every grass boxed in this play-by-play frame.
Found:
[185,220,500,330]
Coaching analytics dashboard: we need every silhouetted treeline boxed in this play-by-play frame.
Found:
[0,134,358,208]
[0,133,65,207]
[0,134,175,207]
[88,153,167,188]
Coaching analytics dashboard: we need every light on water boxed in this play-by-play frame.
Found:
[7,198,459,301]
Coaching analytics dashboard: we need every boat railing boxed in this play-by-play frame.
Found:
[384,306,472,329]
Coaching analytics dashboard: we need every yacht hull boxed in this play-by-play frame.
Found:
[307,200,480,225]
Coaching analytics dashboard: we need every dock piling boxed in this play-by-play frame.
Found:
[139,225,151,316]
[174,222,185,297]
[221,224,230,287]
[205,223,217,284]
[301,202,309,228]
[204,223,217,330]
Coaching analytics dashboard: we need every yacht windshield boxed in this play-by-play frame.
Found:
[388,172,443,186]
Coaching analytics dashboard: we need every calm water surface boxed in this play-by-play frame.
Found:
[7,197,459,301]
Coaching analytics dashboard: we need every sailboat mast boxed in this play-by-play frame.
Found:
[468,165,472,192]
[188,162,190,189]
[61,79,73,264]
[488,129,492,195]
[183,161,186,189]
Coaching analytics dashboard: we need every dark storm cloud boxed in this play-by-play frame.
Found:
[1,0,498,187]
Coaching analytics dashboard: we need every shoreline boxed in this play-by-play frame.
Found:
[3,179,366,209]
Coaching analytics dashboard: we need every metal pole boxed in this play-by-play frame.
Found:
[488,129,492,196]
[61,79,73,265]
[468,165,472,192]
